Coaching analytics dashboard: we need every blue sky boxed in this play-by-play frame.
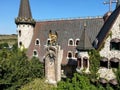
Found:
[0,0,117,34]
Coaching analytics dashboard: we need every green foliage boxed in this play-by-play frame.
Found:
[56,73,97,90]
[88,49,101,79]
[0,43,9,49]
[20,78,55,90]
[0,43,44,90]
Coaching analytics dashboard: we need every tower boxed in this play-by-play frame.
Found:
[15,0,35,49]
[76,23,93,74]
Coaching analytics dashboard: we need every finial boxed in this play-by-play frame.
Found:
[104,0,117,12]
[84,21,87,30]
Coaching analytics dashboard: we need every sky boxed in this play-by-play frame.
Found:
[0,0,117,34]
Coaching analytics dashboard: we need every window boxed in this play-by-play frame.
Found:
[77,58,81,68]
[47,39,51,45]
[110,58,119,68]
[75,52,78,58]
[35,39,40,45]
[19,41,22,46]
[100,57,108,68]
[67,51,73,58]
[110,38,120,50]
[33,50,38,57]
[75,39,80,46]
[83,57,88,68]
[68,39,74,46]
[19,30,21,37]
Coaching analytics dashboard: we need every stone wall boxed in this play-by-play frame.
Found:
[17,24,34,48]
[100,14,120,60]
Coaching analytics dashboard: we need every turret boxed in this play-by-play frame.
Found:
[15,0,36,49]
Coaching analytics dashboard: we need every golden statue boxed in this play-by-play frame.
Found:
[49,30,58,45]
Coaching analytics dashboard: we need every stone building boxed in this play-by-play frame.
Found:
[15,0,120,84]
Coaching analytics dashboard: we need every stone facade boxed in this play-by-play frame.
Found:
[17,24,34,48]
[98,13,120,81]
[44,45,63,84]
[100,14,120,59]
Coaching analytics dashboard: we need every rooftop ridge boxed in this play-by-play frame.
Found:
[36,15,103,22]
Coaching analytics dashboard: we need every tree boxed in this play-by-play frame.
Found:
[0,43,44,90]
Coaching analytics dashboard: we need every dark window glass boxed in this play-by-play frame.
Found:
[110,42,120,50]
[69,40,73,45]
[19,42,22,46]
[36,40,40,45]
[76,40,79,45]
[19,30,21,37]
[68,52,72,58]
[33,51,37,56]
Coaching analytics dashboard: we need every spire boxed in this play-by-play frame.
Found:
[116,0,120,8]
[76,22,93,51]
[15,0,35,26]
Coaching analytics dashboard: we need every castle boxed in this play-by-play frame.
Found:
[15,0,120,85]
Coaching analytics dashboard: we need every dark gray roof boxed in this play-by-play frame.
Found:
[76,25,94,51]
[27,18,104,64]
[96,6,120,49]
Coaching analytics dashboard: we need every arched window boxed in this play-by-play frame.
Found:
[47,39,51,45]
[68,39,74,46]
[67,51,73,58]
[110,38,120,50]
[100,57,108,68]
[35,39,40,45]
[83,57,88,68]
[75,52,78,58]
[33,50,38,57]
[19,30,21,37]
[110,58,119,68]
[75,39,80,46]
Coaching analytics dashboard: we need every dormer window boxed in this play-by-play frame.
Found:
[67,51,73,58]
[35,39,40,45]
[68,39,74,46]
[75,39,80,46]
[110,38,120,50]
[47,39,51,45]
[33,50,38,57]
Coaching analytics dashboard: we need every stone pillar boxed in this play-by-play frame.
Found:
[44,45,63,84]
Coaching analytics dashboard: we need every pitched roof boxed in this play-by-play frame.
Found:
[96,6,120,49]
[27,18,104,64]
[76,23,93,51]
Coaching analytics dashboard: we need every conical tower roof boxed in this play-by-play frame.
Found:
[15,0,35,26]
[18,0,32,18]
[76,23,94,51]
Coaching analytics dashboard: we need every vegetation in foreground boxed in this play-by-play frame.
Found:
[0,43,120,90]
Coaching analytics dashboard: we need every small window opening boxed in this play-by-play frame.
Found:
[33,50,38,57]
[19,42,22,46]
[35,39,40,45]
[19,30,21,37]
[68,52,72,58]
[68,39,74,46]
[83,57,88,68]
[76,39,80,46]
